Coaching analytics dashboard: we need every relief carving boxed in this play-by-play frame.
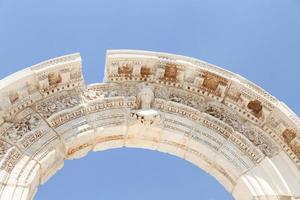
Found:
[204,105,276,157]
[118,63,133,76]
[3,114,41,142]
[161,63,178,82]
[48,72,62,88]
[155,86,205,111]
[247,100,263,118]
[140,65,152,77]
[62,96,80,108]
[241,127,274,157]
[282,129,297,144]
[137,84,154,110]
[201,71,228,96]
[36,95,80,118]
[0,51,300,198]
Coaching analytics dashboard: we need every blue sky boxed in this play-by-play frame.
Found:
[0,0,299,199]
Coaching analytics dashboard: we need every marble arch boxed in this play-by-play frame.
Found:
[0,50,299,200]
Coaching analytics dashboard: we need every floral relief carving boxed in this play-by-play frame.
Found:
[36,95,80,118]
[204,105,276,157]
[169,94,205,111]
[2,114,41,142]
[154,87,205,111]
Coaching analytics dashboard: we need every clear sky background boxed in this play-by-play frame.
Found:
[0,0,299,200]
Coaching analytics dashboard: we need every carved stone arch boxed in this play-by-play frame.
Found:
[0,50,299,200]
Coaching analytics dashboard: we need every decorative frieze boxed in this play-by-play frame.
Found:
[36,92,80,118]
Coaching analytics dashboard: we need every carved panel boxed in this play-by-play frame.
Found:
[48,72,62,88]
[140,65,152,77]
[247,100,263,118]
[36,92,80,118]
[282,129,297,144]
[204,104,278,157]
[161,63,178,82]
[1,113,41,142]
[200,71,228,96]
[118,63,133,76]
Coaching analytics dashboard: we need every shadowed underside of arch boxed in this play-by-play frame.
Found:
[0,50,299,200]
